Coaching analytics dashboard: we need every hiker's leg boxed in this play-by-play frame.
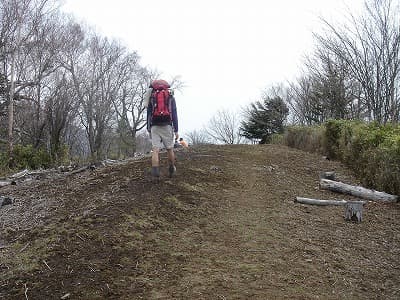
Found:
[152,148,160,167]
[167,148,175,166]
[163,125,176,176]
[158,125,175,167]
[167,148,176,177]
[150,126,163,177]
[151,148,160,177]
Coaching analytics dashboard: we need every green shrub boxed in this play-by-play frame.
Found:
[0,150,10,176]
[4,144,52,171]
[283,125,324,154]
[283,120,400,196]
[368,129,400,195]
[323,120,339,159]
[51,143,70,166]
[270,133,284,144]
[323,119,348,160]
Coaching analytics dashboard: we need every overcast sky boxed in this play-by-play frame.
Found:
[62,0,365,135]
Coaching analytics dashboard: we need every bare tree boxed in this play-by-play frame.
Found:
[1,0,59,165]
[0,0,180,167]
[45,70,79,161]
[112,60,154,156]
[185,129,210,145]
[314,0,400,124]
[305,47,363,120]
[15,10,66,148]
[286,76,316,125]
[169,75,185,91]
[64,32,124,161]
[205,109,243,144]
[135,130,151,154]
[2,0,26,165]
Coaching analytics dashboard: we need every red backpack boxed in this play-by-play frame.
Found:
[150,80,172,125]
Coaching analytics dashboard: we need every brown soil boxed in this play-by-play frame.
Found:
[1,144,399,299]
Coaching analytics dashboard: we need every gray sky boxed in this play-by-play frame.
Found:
[62,0,364,135]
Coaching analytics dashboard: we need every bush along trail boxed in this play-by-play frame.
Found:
[1,144,399,299]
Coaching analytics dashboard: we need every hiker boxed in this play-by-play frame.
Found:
[146,79,179,179]
[179,137,188,148]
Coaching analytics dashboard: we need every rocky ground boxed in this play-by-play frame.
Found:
[1,144,399,299]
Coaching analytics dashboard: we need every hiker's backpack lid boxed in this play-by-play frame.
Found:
[151,79,170,90]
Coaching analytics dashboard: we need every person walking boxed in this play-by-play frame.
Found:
[145,79,179,180]
[179,137,188,148]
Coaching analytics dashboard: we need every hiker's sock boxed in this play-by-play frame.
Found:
[151,166,160,177]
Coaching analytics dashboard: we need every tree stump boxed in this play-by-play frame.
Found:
[344,201,363,222]
[0,196,13,207]
[320,171,335,180]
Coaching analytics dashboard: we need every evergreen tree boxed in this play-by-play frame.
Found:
[240,96,289,143]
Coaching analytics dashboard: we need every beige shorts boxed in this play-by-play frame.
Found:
[151,125,174,150]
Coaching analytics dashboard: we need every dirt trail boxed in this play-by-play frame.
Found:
[1,144,400,299]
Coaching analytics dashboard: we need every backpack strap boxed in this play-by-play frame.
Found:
[167,92,173,116]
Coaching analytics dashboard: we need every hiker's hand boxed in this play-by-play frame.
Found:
[175,132,179,140]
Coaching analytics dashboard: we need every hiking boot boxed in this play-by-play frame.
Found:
[168,164,176,178]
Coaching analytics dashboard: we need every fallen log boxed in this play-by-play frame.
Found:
[67,166,89,176]
[9,168,29,179]
[104,159,119,165]
[0,180,12,188]
[320,179,398,202]
[27,168,55,176]
[295,197,366,206]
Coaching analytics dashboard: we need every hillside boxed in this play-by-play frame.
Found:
[1,144,399,299]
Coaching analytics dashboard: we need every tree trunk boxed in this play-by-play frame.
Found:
[8,46,16,167]
[319,179,398,202]
[8,17,22,169]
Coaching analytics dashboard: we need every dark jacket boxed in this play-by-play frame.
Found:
[146,92,178,133]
